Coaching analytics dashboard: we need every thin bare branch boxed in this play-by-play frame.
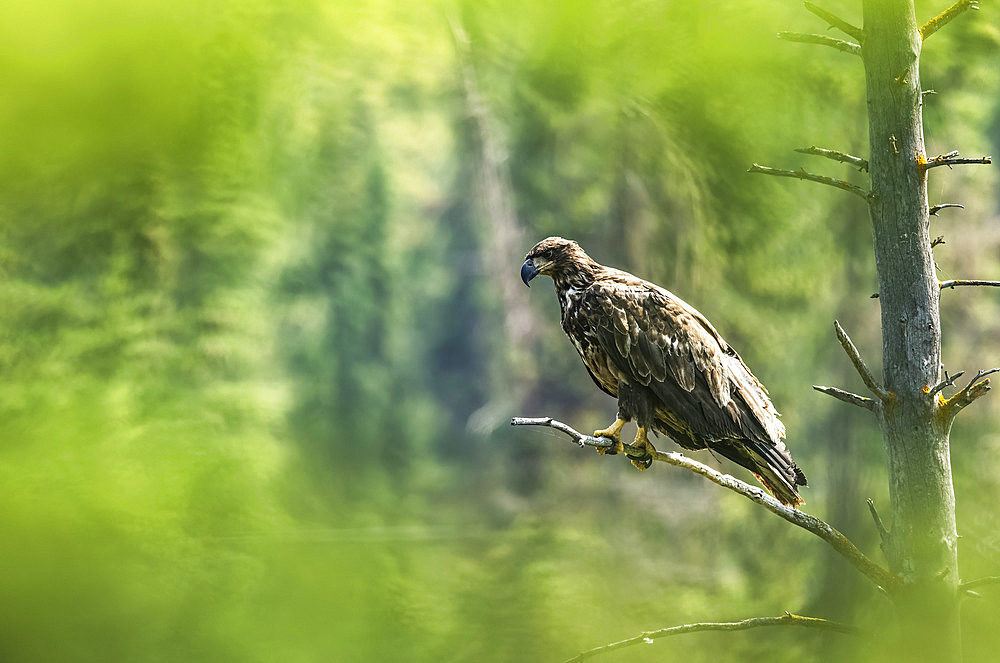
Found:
[928,370,965,399]
[834,320,891,401]
[929,203,964,216]
[813,385,877,411]
[795,145,868,171]
[804,2,865,41]
[778,31,861,56]
[940,279,1000,290]
[564,612,864,663]
[921,151,992,171]
[866,498,890,557]
[748,163,871,199]
[941,368,1000,417]
[511,417,901,593]
[920,0,980,41]
[959,576,1000,592]
[931,235,946,248]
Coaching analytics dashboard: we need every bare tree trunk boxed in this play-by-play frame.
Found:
[861,1,960,660]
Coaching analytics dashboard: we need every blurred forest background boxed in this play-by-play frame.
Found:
[0,0,998,661]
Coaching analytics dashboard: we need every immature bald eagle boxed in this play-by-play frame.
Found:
[521,237,806,506]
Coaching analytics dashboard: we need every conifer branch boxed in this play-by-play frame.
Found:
[920,0,979,41]
[813,385,877,411]
[834,321,890,401]
[748,163,871,199]
[778,32,861,56]
[511,417,901,593]
[563,612,864,663]
[795,145,868,171]
[804,2,865,42]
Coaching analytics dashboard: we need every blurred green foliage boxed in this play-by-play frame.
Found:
[0,0,998,661]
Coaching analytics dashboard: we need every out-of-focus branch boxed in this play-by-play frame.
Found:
[795,145,868,171]
[867,498,891,558]
[804,1,865,42]
[920,0,979,41]
[511,417,901,593]
[563,612,864,663]
[748,163,871,199]
[778,31,860,56]
[959,576,1000,593]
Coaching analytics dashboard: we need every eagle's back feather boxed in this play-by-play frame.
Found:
[561,263,805,505]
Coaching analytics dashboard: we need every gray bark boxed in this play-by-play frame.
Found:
[861,0,960,660]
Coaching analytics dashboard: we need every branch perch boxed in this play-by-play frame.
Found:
[778,31,861,56]
[834,320,891,401]
[748,163,871,199]
[564,612,864,663]
[813,385,877,411]
[511,417,901,593]
[920,0,979,41]
[795,145,868,171]
[804,1,865,42]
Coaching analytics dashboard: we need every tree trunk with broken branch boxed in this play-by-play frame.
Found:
[863,2,959,660]
[767,0,992,660]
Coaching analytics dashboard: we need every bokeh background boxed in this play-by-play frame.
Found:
[1,0,998,661]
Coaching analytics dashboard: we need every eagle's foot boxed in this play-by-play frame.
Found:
[626,426,656,471]
[593,418,626,456]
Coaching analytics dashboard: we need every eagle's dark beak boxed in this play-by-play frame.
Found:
[520,259,539,287]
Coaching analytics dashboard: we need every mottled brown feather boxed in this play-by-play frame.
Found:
[523,237,806,505]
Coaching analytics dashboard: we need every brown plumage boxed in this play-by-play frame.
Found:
[521,237,806,506]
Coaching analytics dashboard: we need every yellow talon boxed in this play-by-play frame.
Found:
[594,418,626,456]
[628,426,656,470]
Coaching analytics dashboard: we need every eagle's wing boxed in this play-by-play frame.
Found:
[584,278,778,440]
[582,276,805,503]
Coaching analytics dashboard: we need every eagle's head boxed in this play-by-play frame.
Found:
[520,236,593,286]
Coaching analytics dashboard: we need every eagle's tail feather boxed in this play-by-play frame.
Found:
[711,438,806,507]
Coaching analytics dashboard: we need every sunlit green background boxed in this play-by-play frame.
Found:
[1,1,998,661]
